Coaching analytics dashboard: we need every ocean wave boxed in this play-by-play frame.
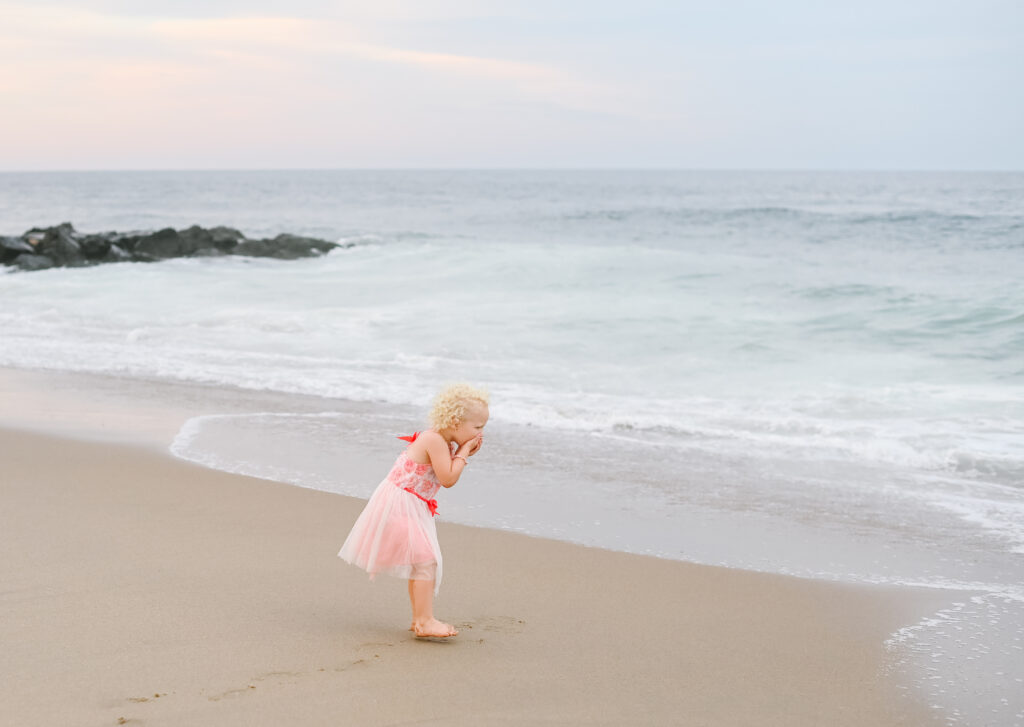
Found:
[3,323,1021,487]
[555,204,1024,232]
[795,283,901,300]
[597,410,1024,484]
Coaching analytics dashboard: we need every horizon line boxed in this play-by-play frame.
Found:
[1,166,1022,174]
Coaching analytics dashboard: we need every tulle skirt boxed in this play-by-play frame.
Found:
[338,478,443,594]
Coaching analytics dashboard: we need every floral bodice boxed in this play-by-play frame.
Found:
[386,449,444,500]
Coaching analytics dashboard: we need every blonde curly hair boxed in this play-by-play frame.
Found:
[428,382,490,431]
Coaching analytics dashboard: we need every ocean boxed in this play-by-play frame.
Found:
[1,169,1022,724]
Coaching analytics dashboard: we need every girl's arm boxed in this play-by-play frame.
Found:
[419,430,478,488]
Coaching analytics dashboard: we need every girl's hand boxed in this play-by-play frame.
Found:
[465,434,483,457]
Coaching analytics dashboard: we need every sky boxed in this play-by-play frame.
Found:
[0,0,1021,170]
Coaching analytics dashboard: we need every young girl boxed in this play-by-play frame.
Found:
[338,383,489,638]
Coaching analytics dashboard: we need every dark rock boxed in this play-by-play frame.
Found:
[272,233,336,256]
[210,226,244,249]
[176,225,244,256]
[79,234,111,259]
[109,233,143,252]
[178,225,213,255]
[234,233,336,260]
[38,223,87,267]
[103,244,133,263]
[23,229,48,251]
[134,228,182,259]
[14,254,56,271]
[232,239,274,258]
[3,223,350,271]
[1,236,35,263]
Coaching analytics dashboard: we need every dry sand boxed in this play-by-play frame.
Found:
[0,421,948,727]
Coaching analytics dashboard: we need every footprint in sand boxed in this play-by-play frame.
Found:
[207,664,367,703]
[459,616,526,634]
[316,664,370,674]
[207,685,257,702]
[357,641,394,650]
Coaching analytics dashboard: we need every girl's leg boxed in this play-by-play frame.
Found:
[408,580,415,630]
[408,577,458,638]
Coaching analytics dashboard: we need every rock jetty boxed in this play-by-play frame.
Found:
[1,223,350,272]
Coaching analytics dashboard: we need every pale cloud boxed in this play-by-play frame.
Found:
[8,0,607,22]
[150,16,555,83]
[0,1,684,169]
[0,3,655,119]
[149,15,661,120]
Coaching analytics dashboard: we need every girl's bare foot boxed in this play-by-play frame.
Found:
[413,618,458,638]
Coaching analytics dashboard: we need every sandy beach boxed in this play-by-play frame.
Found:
[0,368,948,726]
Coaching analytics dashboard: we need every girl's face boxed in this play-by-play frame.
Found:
[451,404,489,445]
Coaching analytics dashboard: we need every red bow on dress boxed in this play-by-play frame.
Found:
[403,487,439,516]
[397,432,419,442]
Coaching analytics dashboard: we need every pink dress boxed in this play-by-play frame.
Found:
[338,438,451,594]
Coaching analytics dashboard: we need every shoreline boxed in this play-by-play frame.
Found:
[0,365,984,581]
[0,365,954,724]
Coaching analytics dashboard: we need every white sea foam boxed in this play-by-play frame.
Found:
[884,592,1024,727]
